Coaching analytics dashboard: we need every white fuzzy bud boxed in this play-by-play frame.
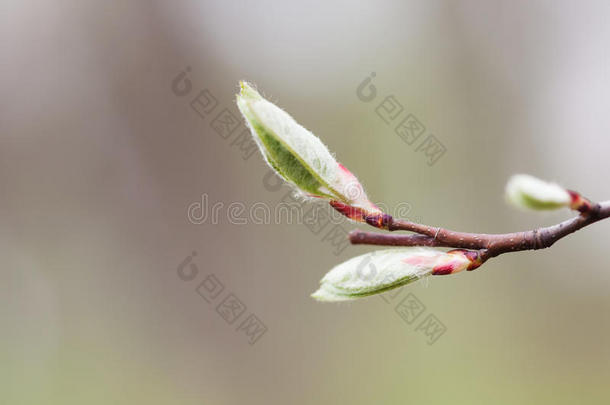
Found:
[311,248,472,302]
[505,174,572,211]
[236,82,379,214]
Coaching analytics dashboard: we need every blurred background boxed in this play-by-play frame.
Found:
[2,1,610,404]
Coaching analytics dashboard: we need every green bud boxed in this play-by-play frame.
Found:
[312,248,471,302]
[505,174,571,211]
[236,81,379,214]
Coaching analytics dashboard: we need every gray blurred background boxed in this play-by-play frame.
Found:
[2,1,610,404]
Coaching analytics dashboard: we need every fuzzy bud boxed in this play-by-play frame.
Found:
[506,174,572,211]
[236,81,381,219]
[311,248,479,302]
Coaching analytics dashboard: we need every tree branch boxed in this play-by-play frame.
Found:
[349,200,610,265]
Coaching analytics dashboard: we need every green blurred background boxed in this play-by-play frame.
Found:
[2,1,610,404]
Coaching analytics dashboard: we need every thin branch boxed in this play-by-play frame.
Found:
[349,200,610,264]
[350,231,453,248]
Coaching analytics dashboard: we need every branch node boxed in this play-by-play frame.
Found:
[434,227,441,240]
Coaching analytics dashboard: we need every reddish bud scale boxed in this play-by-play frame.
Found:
[567,190,593,213]
[431,249,483,275]
[449,249,483,271]
[431,263,455,275]
[329,200,392,229]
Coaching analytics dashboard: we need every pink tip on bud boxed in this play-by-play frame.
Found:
[431,263,456,275]
[335,163,381,213]
[329,200,392,229]
[567,190,593,213]
[431,249,483,275]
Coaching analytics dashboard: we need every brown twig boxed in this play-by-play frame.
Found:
[349,200,610,266]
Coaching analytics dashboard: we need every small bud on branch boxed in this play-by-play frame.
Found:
[311,248,482,302]
[236,82,380,223]
[505,174,592,212]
